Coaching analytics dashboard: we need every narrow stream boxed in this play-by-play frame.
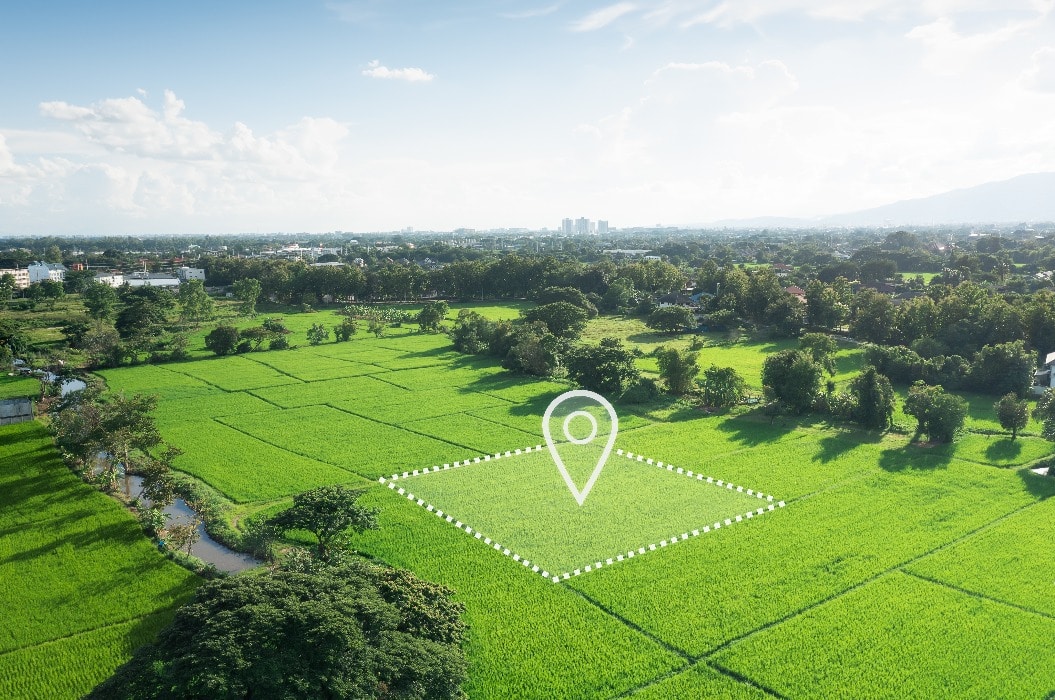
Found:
[126,475,259,573]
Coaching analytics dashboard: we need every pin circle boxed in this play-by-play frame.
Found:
[563,410,598,445]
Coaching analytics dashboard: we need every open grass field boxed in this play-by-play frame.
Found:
[15,302,1051,698]
[0,421,199,699]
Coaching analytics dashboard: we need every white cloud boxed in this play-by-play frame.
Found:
[906,14,1043,74]
[361,59,435,82]
[569,2,637,31]
[1023,46,1055,91]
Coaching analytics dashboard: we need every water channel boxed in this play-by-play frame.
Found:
[126,475,259,573]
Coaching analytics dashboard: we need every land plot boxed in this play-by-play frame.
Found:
[220,405,464,478]
[0,422,198,657]
[906,493,1055,616]
[241,350,388,382]
[569,459,1047,655]
[162,419,367,502]
[469,391,653,436]
[310,343,409,364]
[385,448,773,576]
[167,355,303,392]
[250,374,403,408]
[401,413,538,454]
[96,365,214,400]
[947,432,1052,467]
[332,386,512,425]
[713,573,1055,699]
[355,489,683,700]
[0,375,37,400]
[154,391,274,427]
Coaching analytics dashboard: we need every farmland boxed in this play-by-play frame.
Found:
[0,421,199,699]
[10,303,1055,698]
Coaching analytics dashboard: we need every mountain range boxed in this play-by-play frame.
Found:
[708,172,1055,229]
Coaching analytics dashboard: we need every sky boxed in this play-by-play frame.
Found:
[1,1,1053,235]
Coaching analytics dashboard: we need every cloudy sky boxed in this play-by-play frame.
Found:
[1,1,1053,234]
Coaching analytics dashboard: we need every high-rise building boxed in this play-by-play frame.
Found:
[575,217,590,235]
[561,218,574,235]
[597,220,609,234]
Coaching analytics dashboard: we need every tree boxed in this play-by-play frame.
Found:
[1032,389,1055,443]
[269,485,379,561]
[368,318,386,338]
[334,316,358,342]
[232,277,262,316]
[503,321,563,377]
[904,381,968,443]
[646,306,696,333]
[761,350,823,414]
[565,338,640,396]
[178,279,215,323]
[204,324,240,356]
[967,340,1034,397]
[0,273,16,301]
[307,322,330,345]
[82,281,118,321]
[799,333,838,375]
[763,295,805,337]
[599,278,637,313]
[994,392,1029,440]
[699,365,748,408]
[416,300,449,332]
[655,347,700,394]
[846,366,895,430]
[522,301,588,339]
[535,286,598,317]
[87,561,467,700]
[39,279,65,309]
[447,311,496,354]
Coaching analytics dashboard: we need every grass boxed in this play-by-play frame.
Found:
[388,447,774,575]
[0,421,199,698]
[0,374,38,400]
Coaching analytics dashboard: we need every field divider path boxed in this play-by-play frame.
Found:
[238,354,311,381]
[211,416,376,478]
[161,365,234,392]
[324,403,482,455]
[0,610,171,661]
[899,569,1055,622]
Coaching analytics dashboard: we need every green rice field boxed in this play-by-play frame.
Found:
[9,303,1055,698]
[0,421,199,699]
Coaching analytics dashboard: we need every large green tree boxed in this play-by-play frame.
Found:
[646,306,696,333]
[87,561,467,700]
[522,301,588,339]
[699,365,748,408]
[761,350,823,414]
[565,338,640,396]
[994,392,1029,440]
[178,279,215,323]
[232,277,262,316]
[904,381,968,443]
[846,366,896,430]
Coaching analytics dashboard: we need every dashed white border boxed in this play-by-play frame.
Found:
[379,445,786,584]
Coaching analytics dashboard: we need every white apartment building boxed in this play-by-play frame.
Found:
[27,262,66,284]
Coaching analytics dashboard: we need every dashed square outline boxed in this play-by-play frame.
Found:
[379,444,786,583]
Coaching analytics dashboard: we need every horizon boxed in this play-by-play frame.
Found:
[2,2,1054,235]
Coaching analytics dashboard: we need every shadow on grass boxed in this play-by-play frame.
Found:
[713,409,799,446]
[985,439,1023,462]
[878,440,955,471]
[1018,466,1055,499]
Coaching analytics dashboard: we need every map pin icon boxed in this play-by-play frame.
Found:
[542,390,619,506]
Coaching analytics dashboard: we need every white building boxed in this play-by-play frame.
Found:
[1033,352,1055,396]
[176,266,206,282]
[0,268,30,289]
[94,272,124,287]
[27,262,66,284]
[124,272,180,288]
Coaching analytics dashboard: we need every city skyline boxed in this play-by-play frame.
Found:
[1,1,1053,235]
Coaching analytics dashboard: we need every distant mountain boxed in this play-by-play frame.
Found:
[708,172,1055,229]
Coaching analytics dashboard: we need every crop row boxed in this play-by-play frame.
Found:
[250,374,399,408]
[355,488,684,700]
[0,614,174,700]
[166,354,302,392]
[219,405,464,479]
[905,492,1055,616]
[162,419,371,502]
[569,456,1051,656]
[331,386,512,425]
[713,572,1055,698]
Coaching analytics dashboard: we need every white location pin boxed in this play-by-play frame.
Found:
[542,390,618,506]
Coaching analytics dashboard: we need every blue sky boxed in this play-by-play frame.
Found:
[1,1,1053,234]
